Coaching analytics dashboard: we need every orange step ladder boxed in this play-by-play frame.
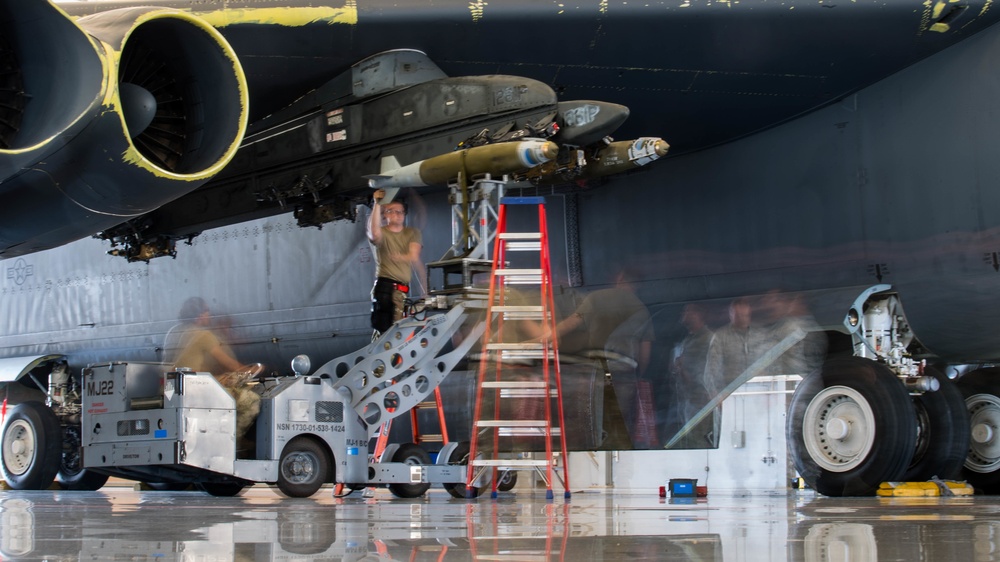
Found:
[466,196,570,499]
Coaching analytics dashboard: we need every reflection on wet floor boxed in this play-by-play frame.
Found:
[0,485,998,561]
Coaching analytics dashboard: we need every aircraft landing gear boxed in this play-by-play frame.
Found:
[0,401,62,490]
[787,357,916,496]
[957,367,1000,493]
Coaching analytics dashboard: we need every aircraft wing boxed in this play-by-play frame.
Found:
[3,0,999,259]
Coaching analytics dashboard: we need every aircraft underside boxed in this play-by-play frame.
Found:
[4,0,1000,497]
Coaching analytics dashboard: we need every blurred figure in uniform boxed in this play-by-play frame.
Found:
[165,297,260,452]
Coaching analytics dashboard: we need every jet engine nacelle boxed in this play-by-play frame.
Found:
[0,1,248,258]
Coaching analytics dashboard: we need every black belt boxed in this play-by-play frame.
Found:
[376,277,409,294]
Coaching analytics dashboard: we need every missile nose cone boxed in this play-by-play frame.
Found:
[541,141,559,160]
[654,139,670,157]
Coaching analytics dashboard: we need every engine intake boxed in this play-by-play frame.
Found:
[0,4,248,258]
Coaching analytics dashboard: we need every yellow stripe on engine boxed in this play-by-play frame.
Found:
[195,7,359,28]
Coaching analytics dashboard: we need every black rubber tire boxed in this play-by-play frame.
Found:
[143,482,192,491]
[1,401,62,490]
[903,368,970,481]
[277,437,331,498]
[56,468,110,491]
[956,367,1000,493]
[388,442,432,498]
[496,470,518,492]
[787,357,916,496]
[441,441,486,499]
[56,424,109,491]
[196,481,248,497]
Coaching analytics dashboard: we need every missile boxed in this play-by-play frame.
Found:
[579,137,670,178]
[366,139,559,190]
[518,137,669,185]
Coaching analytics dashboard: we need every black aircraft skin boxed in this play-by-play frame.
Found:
[3,0,1000,496]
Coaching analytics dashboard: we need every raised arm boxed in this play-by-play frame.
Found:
[367,189,384,244]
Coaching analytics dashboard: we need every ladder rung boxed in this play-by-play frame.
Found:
[415,401,441,409]
[482,381,547,389]
[492,305,546,320]
[498,232,541,240]
[476,551,558,562]
[499,389,558,398]
[495,269,542,284]
[471,459,552,467]
[476,420,548,427]
[416,434,444,442]
[486,343,548,351]
[505,242,541,251]
[495,268,542,276]
[498,428,561,437]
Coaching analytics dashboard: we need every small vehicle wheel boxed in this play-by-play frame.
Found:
[441,441,487,499]
[496,470,518,492]
[277,437,331,498]
[387,443,432,498]
[197,481,248,497]
[1,402,61,490]
[57,425,109,491]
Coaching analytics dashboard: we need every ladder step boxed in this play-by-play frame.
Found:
[486,343,549,351]
[492,305,546,320]
[482,381,547,389]
[476,551,558,562]
[498,232,541,240]
[504,241,541,251]
[471,459,552,467]
[415,401,441,409]
[416,434,444,442]
[495,269,542,284]
[477,420,548,427]
[499,389,559,398]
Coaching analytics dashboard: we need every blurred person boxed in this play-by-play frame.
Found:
[666,304,715,444]
[704,297,764,397]
[758,290,827,377]
[166,297,260,451]
[168,297,242,375]
[368,189,425,335]
[553,268,654,373]
[551,268,656,447]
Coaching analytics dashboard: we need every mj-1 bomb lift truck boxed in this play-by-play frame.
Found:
[0,302,489,498]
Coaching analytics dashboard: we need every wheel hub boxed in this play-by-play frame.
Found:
[283,452,316,483]
[3,420,35,475]
[802,386,877,473]
[965,393,1000,472]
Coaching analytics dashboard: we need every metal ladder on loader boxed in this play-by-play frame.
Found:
[466,196,571,499]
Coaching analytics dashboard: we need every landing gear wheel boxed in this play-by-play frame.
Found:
[903,368,969,481]
[277,437,331,498]
[956,367,1000,493]
[1,402,62,490]
[197,481,248,497]
[56,424,109,491]
[441,441,487,499]
[388,443,432,498]
[787,358,916,496]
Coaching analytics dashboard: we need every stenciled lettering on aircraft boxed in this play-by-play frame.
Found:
[87,380,115,397]
[494,86,524,105]
[6,258,34,286]
[563,105,601,128]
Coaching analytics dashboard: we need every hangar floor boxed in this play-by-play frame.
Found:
[0,481,988,560]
